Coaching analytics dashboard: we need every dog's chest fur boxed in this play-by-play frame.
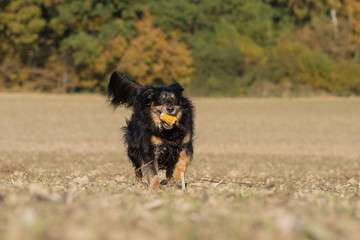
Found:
[151,134,188,170]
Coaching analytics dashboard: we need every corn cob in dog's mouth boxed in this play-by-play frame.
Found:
[160,113,177,129]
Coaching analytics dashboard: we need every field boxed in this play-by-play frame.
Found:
[1,93,360,240]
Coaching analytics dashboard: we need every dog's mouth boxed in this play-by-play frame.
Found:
[162,122,173,130]
[156,111,175,130]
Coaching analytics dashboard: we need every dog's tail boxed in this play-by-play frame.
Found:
[107,71,143,108]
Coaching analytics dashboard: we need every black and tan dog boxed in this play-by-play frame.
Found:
[107,72,194,189]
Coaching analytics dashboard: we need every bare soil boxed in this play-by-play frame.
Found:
[1,94,359,240]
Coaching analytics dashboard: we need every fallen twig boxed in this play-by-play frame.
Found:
[198,177,263,187]
[189,183,208,189]
[212,180,224,188]
[181,172,185,190]
[135,160,154,172]
[148,175,159,190]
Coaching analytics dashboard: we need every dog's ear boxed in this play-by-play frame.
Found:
[170,82,184,92]
[142,88,154,106]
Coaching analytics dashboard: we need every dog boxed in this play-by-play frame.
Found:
[107,71,194,189]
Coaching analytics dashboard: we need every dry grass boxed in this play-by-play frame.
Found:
[0,93,359,240]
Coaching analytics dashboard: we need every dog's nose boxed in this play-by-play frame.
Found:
[166,106,175,114]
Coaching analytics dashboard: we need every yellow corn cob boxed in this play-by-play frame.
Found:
[160,113,177,126]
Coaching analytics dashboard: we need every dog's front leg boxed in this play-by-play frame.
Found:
[142,159,162,190]
[134,168,143,186]
[173,149,191,190]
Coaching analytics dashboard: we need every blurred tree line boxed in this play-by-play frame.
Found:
[0,0,359,96]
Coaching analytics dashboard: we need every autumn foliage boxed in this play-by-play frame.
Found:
[117,12,193,86]
[0,0,359,96]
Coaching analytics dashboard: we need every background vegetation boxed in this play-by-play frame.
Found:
[1,0,360,96]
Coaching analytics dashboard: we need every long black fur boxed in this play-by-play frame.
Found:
[107,71,194,188]
[107,71,144,108]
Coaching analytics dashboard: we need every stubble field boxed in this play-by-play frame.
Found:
[0,93,360,240]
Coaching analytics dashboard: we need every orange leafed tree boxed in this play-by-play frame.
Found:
[117,12,194,86]
[348,0,360,45]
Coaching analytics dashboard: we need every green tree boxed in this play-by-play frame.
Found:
[257,41,339,95]
[117,12,194,86]
[0,0,47,90]
[191,21,247,96]
[149,0,277,46]
[1,0,360,96]
[333,60,360,94]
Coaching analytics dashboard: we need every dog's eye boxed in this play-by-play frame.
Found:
[159,94,166,102]
[170,93,175,100]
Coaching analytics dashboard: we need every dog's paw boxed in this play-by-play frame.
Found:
[160,179,168,186]
[148,175,162,190]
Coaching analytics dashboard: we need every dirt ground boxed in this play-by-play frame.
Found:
[0,93,359,240]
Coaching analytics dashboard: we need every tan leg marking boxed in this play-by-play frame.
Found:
[135,169,142,186]
[135,175,142,186]
[166,177,174,187]
[147,174,162,190]
[173,150,191,182]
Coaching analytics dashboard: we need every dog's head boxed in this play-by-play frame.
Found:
[145,83,184,130]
